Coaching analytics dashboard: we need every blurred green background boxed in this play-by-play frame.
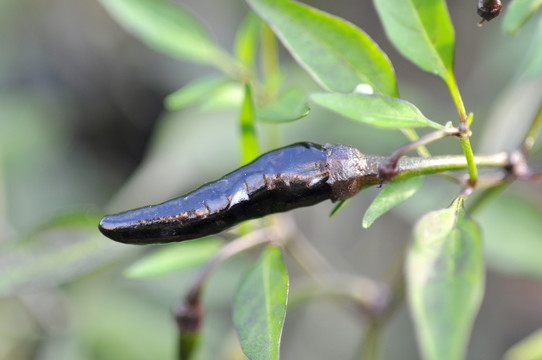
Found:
[1,0,542,359]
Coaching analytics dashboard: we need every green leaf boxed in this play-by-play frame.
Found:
[34,210,103,233]
[124,237,224,278]
[0,210,129,296]
[407,196,484,360]
[235,12,261,67]
[363,176,424,228]
[98,0,227,64]
[374,0,455,80]
[503,0,542,34]
[198,82,245,111]
[310,93,443,129]
[0,233,127,297]
[256,87,310,122]
[164,76,231,111]
[247,0,397,96]
[240,83,259,165]
[233,246,288,360]
[477,193,542,277]
[329,199,351,218]
[504,327,542,360]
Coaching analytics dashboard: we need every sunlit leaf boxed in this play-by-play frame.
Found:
[503,0,542,34]
[477,193,542,277]
[164,76,230,111]
[235,12,261,67]
[99,0,228,64]
[256,87,310,122]
[310,93,443,129]
[374,0,454,81]
[407,196,484,360]
[247,0,397,96]
[504,327,542,360]
[198,82,245,111]
[124,237,224,278]
[233,246,288,360]
[363,176,424,228]
[240,83,259,165]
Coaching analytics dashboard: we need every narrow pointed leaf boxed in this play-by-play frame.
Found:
[198,82,245,111]
[1,234,126,296]
[124,237,224,278]
[247,0,397,96]
[164,76,230,111]
[407,196,484,360]
[374,0,455,80]
[1,211,128,296]
[99,0,227,64]
[30,210,103,234]
[240,84,259,164]
[256,87,310,122]
[311,93,443,129]
[503,0,542,34]
[233,246,288,360]
[329,185,372,218]
[363,176,424,228]
[329,199,350,218]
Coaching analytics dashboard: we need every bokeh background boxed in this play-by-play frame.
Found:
[2,0,542,359]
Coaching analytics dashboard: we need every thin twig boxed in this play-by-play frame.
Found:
[279,214,388,316]
[521,97,542,157]
[287,273,388,318]
[185,228,275,304]
[379,127,460,183]
[277,215,335,275]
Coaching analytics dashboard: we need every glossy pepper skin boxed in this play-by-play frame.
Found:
[99,142,366,245]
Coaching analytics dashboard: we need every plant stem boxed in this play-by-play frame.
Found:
[387,127,459,166]
[445,73,467,124]
[367,152,508,187]
[287,274,387,316]
[279,216,335,275]
[460,136,479,186]
[467,99,542,212]
[393,152,507,180]
[467,181,510,215]
[358,321,381,360]
[400,128,431,157]
[521,99,542,156]
[239,83,259,165]
[213,49,245,80]
[261,23,280,96]
[185,228,273,304]
[379,127,459,182]
[445,73,479,186]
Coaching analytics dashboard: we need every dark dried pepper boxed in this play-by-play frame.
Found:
[99,142,368,244]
